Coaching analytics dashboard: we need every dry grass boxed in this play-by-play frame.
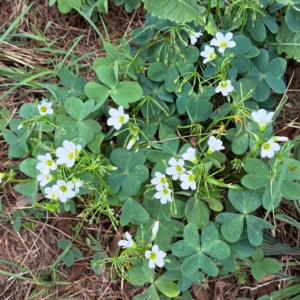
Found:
[1,0,300,299]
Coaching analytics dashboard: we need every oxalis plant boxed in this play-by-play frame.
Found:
[2,2,300,299]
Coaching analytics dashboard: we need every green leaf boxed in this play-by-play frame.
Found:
[252,248,264,261]
[219,214,244,243]
[111,81,143,108]
[14,180,38,201]
[120,198,150,225]
[246,215,269,246]
[172,240,198,257]
[127,262,154,286]
[155,275,180,297]
[262,258,282,273]
[181,252,202,277]
[132,27,154,45]
[19,103,39,118]
[155,219,184,251]
[251,262,265,280]
[143,0,205,25]
[251,17,266,42]
[87,132,104,155]
[241,159,270,189]
[96,66,118,88]
[84,82,110,108]
[198,252,219,277]
[185,197,209,229]
[280,180,300,200]
[57,239,71,250]
[184,223,200,247]
[91,252,106,275]
[64,97,94,121]
[264,58,287,94]
[54,124,77,148]
[64,250,75,267]
[228,188,262,213]
[232,132,249,155]
[262,184,282,210]
[276,21,300,62]
[0,107,11,130]
[108,149,149,196]
[227,35,251,55]
[286,6,299,33]
[186,96,213,123]
[20,158,39,179]
[203,239,231,260]
[133,285,159,300]
[13,215,22,232]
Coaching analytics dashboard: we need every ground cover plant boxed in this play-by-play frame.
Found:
[1,0,300,299]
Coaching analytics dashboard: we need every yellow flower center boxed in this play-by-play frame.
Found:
[159,177,166,184]
[150,252,157,260]
[220,82,228,88]
[162,188,169,195]
[60,186,67,193]
[188,174,195,182]
[118,116,125,123]
[46,160,52,166]
[263,143,271,150]
[175,165,182,172]
[41,106,47,112]
[209,52,215,60]
[68,152,74,160]
[220,41,228,47]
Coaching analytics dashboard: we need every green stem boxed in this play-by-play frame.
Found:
[93,171,122,204]
[215,0,220,24]
[206,0,211,25]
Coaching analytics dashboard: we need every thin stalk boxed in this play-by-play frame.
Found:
[93,171,122,204]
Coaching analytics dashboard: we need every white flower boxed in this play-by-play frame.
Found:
[145,245,167,269]
[152,221,159,235]
[151,172,168,190]
[154,183,172,204]
[207,136,225,154]
[261,139,280,158]
[180,171,196,190]
[210,32,236,53]
[190,30,203,45]
[126,136,139,150]
[45,184,60,200]
[273,136,288,142]
[118,231,134,249]
[251,109,274,132]
[56,140,81,168]
[37,100,53,116]
[36,153,57,172]
[56,180,76,203]
[37,169,53,187]
[215,80,234,96]
[107,106,129,130]
[182,147,197,163]
[166,157,186,180]
[17,123,23,130]
[200,45,217,64]
[73,179,84,193]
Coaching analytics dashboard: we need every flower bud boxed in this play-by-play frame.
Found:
[272,136,289,142]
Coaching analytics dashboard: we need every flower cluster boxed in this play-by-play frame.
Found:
[151,141,226,204]
[200,32,236,96]
[251,109,288,158]
[118,221,166,269]
[36,140,83,202]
